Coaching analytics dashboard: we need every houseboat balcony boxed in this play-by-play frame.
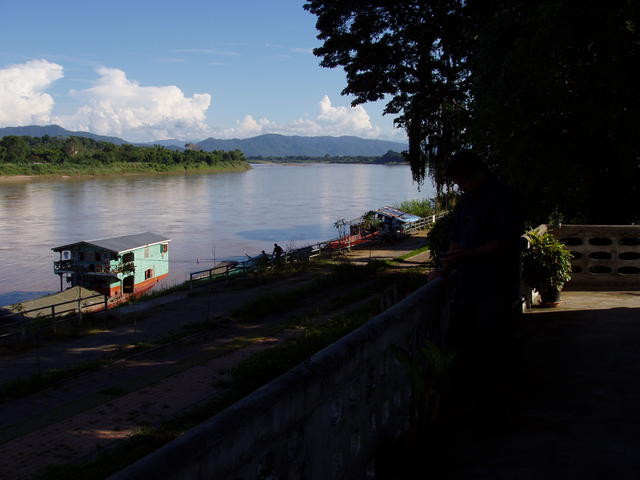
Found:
[54,261,134,276]
[53,260,74,273]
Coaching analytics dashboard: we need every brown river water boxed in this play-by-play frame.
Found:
[0,163,433,304]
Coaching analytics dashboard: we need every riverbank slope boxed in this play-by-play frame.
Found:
[0,233,432,479]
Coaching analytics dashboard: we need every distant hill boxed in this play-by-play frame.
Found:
[197,134,407,157]
[0,125,129,145]
[0,126,408,157]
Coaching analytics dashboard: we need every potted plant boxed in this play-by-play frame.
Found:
[522,230,573,306]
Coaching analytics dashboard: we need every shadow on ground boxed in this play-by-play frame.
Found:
[410,301,640,479]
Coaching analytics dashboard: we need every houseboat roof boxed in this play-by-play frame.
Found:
[52,232,171,254]
[375,206,422,223]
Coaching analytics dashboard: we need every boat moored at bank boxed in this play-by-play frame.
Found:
[52,232,170,300]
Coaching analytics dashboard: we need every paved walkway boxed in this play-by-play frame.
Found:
[427,290,640,479]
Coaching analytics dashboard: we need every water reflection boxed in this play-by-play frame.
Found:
[0,164,432,304]
[237,224,330,243]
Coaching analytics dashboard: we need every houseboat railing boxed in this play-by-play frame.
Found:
[401,211,450,234]
[54,261,134,275]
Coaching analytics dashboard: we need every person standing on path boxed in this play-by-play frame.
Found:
[272,243,284,265]
[431,149,523,419]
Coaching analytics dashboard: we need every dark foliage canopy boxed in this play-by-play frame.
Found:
[305,0,640,224]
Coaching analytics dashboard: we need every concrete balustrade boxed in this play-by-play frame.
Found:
[548,224,640,289]
[110,280,444,480]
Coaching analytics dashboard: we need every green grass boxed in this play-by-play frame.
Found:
[0,309,151,356]
[230,306,378,395]
[0,161,250,177]
[393,198,436,218]
[231,261,388,322]
[0,359,109,402]
[396,245,430,260]
[231,286,314,322]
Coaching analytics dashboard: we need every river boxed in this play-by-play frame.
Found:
[0,163,434,305]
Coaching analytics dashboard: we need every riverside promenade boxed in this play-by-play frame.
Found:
[0,234,430,479]
[428,289,640,479]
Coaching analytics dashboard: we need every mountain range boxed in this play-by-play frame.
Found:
[0,125,129,145]
[0,125,407,157]
[196,134,407,157]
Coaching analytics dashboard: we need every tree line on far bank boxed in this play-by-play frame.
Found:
[249,150,405,164]
[0,135,248,175]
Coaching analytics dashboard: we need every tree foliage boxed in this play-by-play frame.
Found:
[249,150,405,164]
[305,0,471,187]
[0,135,248,175]
[305,0,640,224]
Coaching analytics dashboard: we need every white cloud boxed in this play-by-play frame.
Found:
[316,95,380,137]
[291,47,313,55]
[0,60,399,142]
[58,67,212,141]
[0,59,63,127]
[212,95,383,139]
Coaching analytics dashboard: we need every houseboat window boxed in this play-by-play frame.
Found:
[123,252,134,263]
[144,246,150,258]
[79,251,85,261]
[160,243,168,254]
[145,268,154,280]
[102,252,110,262]
[95,252,101,262]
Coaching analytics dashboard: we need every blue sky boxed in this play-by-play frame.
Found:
[0,0,404,143]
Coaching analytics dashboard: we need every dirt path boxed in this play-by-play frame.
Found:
[0,233,431,479]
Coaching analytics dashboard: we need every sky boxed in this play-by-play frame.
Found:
[0,0,405,143]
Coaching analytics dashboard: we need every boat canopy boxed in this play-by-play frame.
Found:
[374,206,422,224]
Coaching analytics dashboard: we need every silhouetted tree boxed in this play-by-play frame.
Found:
[305,0,470,187]
[305,0,640,223]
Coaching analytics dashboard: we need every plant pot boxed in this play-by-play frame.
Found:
[539,288,561,307]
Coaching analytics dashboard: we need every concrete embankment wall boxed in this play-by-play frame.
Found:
[110,280,444,480]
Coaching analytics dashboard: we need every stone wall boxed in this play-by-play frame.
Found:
[549,224,640,289]
[110,280,444,480]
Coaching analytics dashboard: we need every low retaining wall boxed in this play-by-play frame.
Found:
[548,224,640,289]
[110,280,444,480]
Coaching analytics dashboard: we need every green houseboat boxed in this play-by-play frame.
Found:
[52,232,170,299]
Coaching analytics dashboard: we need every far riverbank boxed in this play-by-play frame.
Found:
[0,163,251,182]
